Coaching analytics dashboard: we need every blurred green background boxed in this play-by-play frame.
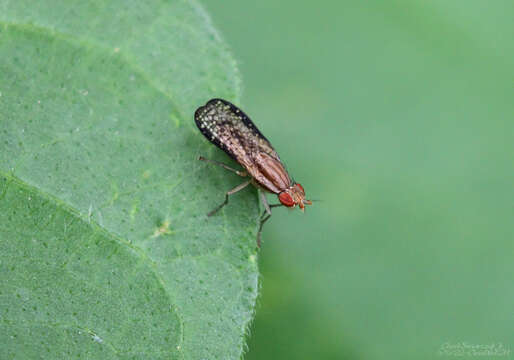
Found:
[201,1,513,359]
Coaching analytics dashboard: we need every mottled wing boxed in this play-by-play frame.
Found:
[195,98,280,162]
[195,98,290,193]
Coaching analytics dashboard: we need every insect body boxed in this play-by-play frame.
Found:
[195,98,311,246]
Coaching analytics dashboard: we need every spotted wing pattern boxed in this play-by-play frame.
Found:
[195,98,291,193]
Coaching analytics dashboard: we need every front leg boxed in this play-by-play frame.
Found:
[257,191,282,247]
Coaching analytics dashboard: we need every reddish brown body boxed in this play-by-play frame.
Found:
[250,152,311,209]
[195,98,312,244]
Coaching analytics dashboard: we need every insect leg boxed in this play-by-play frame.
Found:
[198,156,247,177]
[256,192,283,247]
[260,191,272,216]
[257,212,271,248]
[207,180,251,217]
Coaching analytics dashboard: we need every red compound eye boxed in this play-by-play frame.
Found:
[295,183,305,193]
[279,192,295,207]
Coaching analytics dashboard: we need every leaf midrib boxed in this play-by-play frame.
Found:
[0,170,186,355]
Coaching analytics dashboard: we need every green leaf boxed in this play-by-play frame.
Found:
[0,1,259,359]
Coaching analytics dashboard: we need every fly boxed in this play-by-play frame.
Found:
[195,98,312,246]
